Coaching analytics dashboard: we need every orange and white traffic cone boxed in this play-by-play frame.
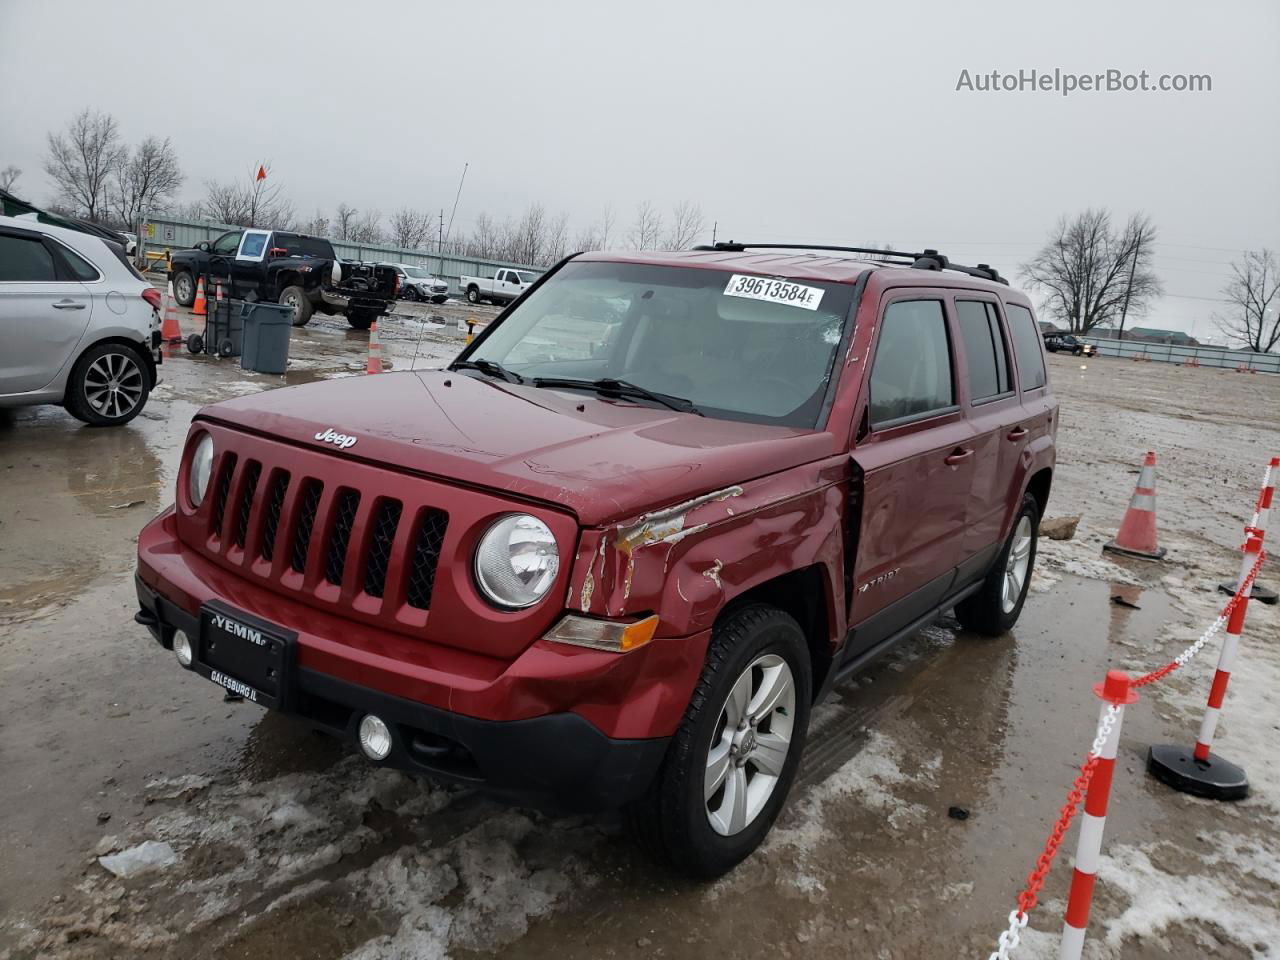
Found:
[160,279,183,343]
[366,321,383,374]
[1103,451,1167,560]
[193,275,207,317]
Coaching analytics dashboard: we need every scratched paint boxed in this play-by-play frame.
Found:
[613,485,744,555]
[702,559,723,590]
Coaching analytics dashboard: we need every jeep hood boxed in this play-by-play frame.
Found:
[201,369,836,526]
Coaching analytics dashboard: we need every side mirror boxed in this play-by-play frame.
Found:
[196,241,211,252]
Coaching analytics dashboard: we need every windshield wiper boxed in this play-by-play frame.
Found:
[451,358,525,384]
[532,376,702,415]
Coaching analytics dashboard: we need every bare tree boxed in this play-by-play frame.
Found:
[1020,209,1162,334]
[0,165,20,192]
[1214,249,1280,352]
[599,204,615,250]
[665,200,706,250]
[299,209,330,237]
[513,203,548,264]
[572,225,603,252]
[629,200,663,250]
[200,163,293,228]
[333,203,358,241]
[44,109,123,221]
[110,136,182,228]
[464,212,499,259]
[349,209,383,244]
[388,207,432,249]
[545,211,570,263]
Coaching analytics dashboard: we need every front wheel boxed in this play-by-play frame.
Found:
[279,286,314,327]
[955,493,1040,636]
[626,605,811,879]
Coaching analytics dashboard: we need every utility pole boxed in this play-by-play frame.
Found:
[711,221,717,244]
[1117,239,1139,342]
[438,208,445,276]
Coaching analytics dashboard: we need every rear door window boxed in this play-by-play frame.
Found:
[956,300,1012,401]
[869,299,955,426]
[1005,304,1047,390]
[0,234,58,281]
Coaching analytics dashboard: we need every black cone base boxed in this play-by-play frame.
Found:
[1147,744,1249,801]
[1217,580,1279,605]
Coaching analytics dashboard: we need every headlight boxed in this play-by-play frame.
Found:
[188,433,214,506]
[474,514,559,609]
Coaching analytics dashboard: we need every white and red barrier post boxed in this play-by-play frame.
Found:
[1219,456,1278,605]
[1149,526,1264,800]
[1060,671,1137,960]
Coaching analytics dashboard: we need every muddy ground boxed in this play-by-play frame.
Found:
[1,302,1277,960]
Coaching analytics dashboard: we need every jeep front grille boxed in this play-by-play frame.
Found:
[192,448,450,621]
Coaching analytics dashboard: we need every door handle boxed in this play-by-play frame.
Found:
[52,299,86,310]
[1007,426,1029,441]
[944,447,974,466]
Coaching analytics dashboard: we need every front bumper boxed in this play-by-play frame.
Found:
[320,290,392,315]
[135,574,668,811]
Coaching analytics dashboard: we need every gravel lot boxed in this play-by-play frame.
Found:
[1,311,1277,959]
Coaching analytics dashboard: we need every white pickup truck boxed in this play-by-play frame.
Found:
[459,267,539,305]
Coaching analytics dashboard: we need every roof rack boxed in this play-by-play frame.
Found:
[691,241,1008,285]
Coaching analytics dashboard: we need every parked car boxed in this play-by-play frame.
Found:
[460,267,537,305]
[1044,333,1095,357]
[0,214,161,426]
[168,230,398,330]
[135,243,1055,877]
[390,263,450,304]
[122,232,138,256]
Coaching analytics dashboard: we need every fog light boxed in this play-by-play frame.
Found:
[173,629,193,667]
[359,715,393,761]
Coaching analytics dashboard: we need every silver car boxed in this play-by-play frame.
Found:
[0,214,161,426]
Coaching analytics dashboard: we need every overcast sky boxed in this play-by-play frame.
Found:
[2,0,1276,339]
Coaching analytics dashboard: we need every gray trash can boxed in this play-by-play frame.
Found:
[240,302,294,374]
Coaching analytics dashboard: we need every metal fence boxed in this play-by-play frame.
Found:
[137,213,545,295]
[1078,336,1280,374]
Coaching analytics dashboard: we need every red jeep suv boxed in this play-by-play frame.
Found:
[135,243,1056,877]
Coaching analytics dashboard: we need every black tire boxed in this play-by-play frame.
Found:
[279,286,314,327]
[626,604,812,879]
[346,311,376,331]
[173,271,196,307]
[955,493,1040,636]
[64,342,151,427]
[466,286,480,304]
[217,338,234,358]
[186,333,204,355]
[432,295,448,304]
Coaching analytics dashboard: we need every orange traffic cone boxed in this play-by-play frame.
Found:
[366,321,383,374]
[160,279,182,343]
[193,275,207,317]
[1103,451,1167,560]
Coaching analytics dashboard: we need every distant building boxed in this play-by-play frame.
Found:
[1091,326,1200,346]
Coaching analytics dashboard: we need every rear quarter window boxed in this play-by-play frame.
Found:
[1005,303,1047,391]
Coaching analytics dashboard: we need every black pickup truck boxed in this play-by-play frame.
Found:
[168,229,398,329]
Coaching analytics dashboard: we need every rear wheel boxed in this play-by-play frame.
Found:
[65,342,150,427]
[956,493,1039,636]
[626,605,811,879]
[173,271,195,307]
[466,286,480,304]
[279,286,313,327]
[346,310,376,331]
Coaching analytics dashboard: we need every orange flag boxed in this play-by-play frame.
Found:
[255,165,267,181]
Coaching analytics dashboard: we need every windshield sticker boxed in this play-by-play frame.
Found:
[723,274,825,311]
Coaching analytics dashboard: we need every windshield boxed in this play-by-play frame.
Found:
[401,265,432,278]
[278,235,335,259]
[466,260,855,428]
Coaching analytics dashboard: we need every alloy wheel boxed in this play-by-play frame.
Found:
[705,653,796,836]
[1002,515,1033,613]
[84,352,145,420]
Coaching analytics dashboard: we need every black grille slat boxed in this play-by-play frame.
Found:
[234,461,261,549]
[260,472,290,562]
[291,480,323,574]
[324,490,361,586]
[210,453,237,537]
[363,500,402,598]
[406,510,449,610]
